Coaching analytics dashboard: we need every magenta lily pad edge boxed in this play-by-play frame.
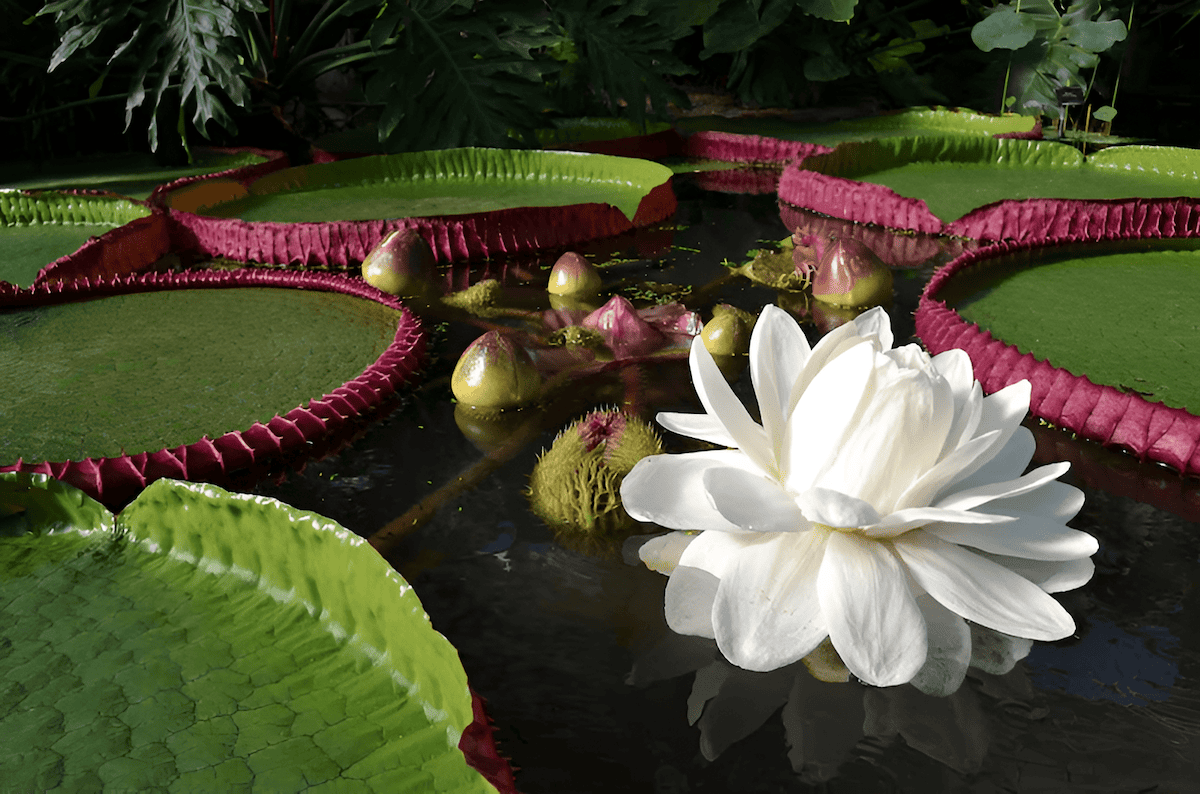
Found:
[916,208,1200,475]
[1,268,427,509]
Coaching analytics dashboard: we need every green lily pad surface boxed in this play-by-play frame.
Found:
[953,240,1200,414]
[1,191,151,288]
[0,151,268,201]
[0,474,494,792]
[813,138,1200,224]
[198,148,670,224]
[0,288,401,464]
[676,107,1037,147]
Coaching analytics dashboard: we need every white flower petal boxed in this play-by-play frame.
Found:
[973,550,1096,593]
[814,365,955,513]
[861,506,1015,539]
[850,305,893,351]
[936,462,1070,513]
[942,381,985,457]
[702,467,811,532]
[894,429,1003,512]
[925,514,1098,561]
[656,411,737,447]
[939,381,1033,493]
[984,480,1085,523]
[895,531,1076,641]
[638,531,698,574]
[931,348,974,402]
[712,531,830,672]
[909,595,971,697]
[785,317,875,413]
[796,487,883,529]
[665,565,720,638]
[690,337,776,475]
[677,526,756,578]
[750,305,811,448]
[782,341,875,494]
[621,450,764,531]
[817,532,927,687]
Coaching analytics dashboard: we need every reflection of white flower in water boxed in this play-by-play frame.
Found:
[626,621,1035,780]
[621,305,1097,688]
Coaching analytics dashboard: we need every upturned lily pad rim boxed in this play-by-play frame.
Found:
[682,107,1041,165]
[917,218,1200,475]
[167,147,677,266]
[0,472,505,793]
[779,137,1200,241]
[1,189,155,289]
[0,269,426,509]
[146,145,289,209]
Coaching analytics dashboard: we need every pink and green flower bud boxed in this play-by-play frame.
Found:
[811,236,893,308]
[528,409,663,543]
[582,295,664,358]
[361,229,437,298]
[451,330,542,409]
[547,251,602,297]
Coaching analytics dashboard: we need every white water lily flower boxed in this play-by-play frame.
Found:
[621,305,1097,688]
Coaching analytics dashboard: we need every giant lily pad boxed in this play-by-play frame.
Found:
[169,148,677,266]
[0,148,280,202]
[780,137,1200,240]
[0,270,426,507]
[536,118,684,159]
[0,473,498,792]
[1,191,152,289]
[681,107,1039,165]
[918,230,1200,475]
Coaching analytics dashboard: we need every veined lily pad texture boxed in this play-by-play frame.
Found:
[169,148,677,266]
[0,148,280,202]
[0,190,153,289]
[779,137,1200,241]
[917,224,1200,475]
[0,473,500,793]
[682,107,1039,165]
[0,269,426,508]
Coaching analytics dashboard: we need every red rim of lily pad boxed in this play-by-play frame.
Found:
[0,268,426,508]
[916,217,1200,475]
[779,137,1200,242]
[684,130,833,165]
[166,148,678,266]
[147,145,290,210]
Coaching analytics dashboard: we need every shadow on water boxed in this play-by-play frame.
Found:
[248,173,1200,793]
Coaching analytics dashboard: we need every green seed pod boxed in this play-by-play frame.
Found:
[547,251,602,296]
[701,304,755,358]
[361,229,437,298]
[451,330,542,409]
[528,410,662,542]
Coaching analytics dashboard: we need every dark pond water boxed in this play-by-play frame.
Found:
[249,174,1200,793]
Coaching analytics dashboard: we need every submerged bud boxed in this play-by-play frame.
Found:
[361,229,437,298]
[811,236,893,308]
[451,330,542,409]
[529,409,663,542]
[547,251,602,296]
[582,295,664,358]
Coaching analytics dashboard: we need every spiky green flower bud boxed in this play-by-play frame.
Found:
[528,410,662,542]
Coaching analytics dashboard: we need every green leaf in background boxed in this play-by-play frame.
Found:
[1093,104,1117,122]
[971,7,1038,52]
[796,0,858,23]
[701,0,794,58]
[362,0,562,151]
[0,475,495,792]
